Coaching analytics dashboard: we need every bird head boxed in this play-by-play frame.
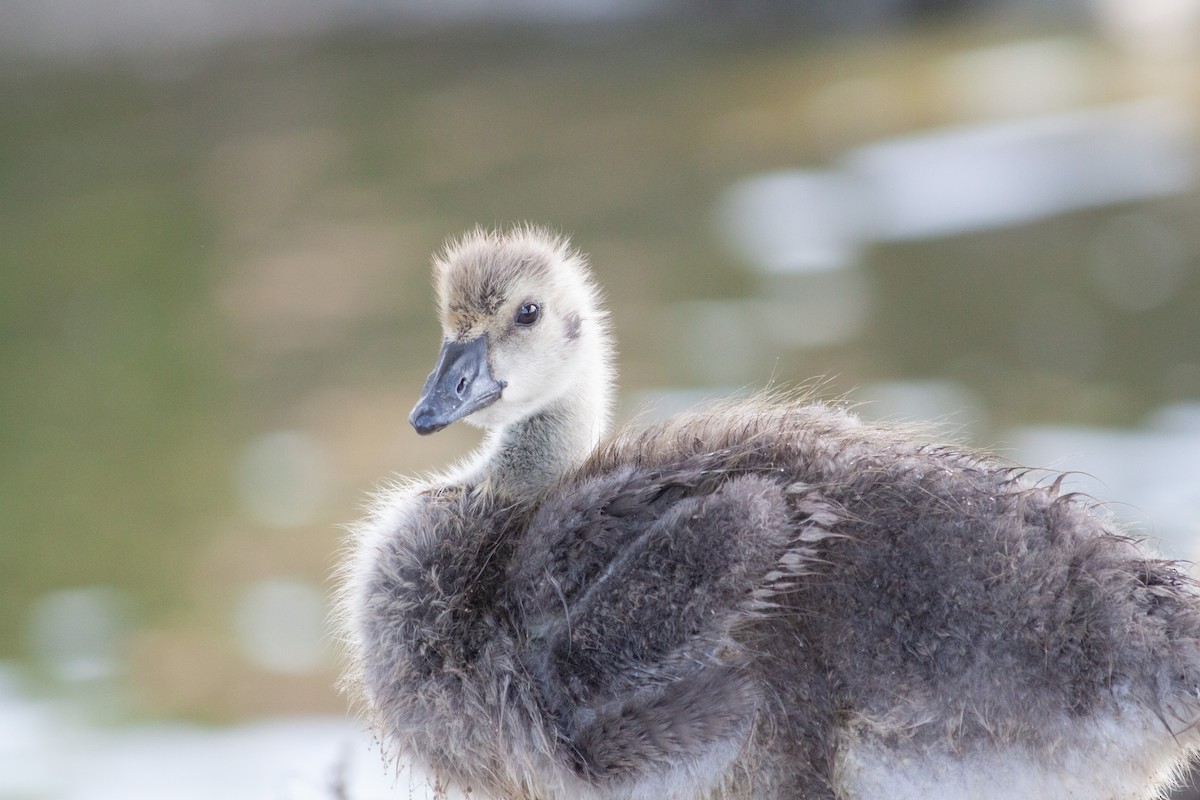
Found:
[409,226,608,435]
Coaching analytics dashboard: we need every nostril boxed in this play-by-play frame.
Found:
[456,376,467,397]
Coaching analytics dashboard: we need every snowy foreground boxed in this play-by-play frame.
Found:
[0,665,465,800]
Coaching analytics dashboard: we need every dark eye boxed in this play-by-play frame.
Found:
[515,302,540,326]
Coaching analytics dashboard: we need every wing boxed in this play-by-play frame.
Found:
[507,465,808,788]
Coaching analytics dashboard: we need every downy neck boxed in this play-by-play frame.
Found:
[471,352,613,501]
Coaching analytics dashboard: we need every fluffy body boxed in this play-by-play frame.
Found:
[339,227,1200,799]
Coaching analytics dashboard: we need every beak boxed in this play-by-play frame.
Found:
[409,334,505,435]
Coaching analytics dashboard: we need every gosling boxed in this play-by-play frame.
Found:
[339,226,1200,800]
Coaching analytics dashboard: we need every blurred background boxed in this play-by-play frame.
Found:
[1,0,1199,797]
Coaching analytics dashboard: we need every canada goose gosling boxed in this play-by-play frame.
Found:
[340,226,1200,800]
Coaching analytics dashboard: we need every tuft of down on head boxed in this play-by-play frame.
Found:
[428,225,613,433]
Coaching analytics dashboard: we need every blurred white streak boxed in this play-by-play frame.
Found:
[0,665,59,796]
[0,0,665,58]
[0,693,418,800]
[2,0,351,58]
[236,430,330,529]
[1093,0,1200,58]
[234,579,329,674]
[1009,402,1200,560]
[27,587,129,684]
[937,38,1102,120]
[1151,401,1200,432]
[399,0,664,24]
[716,99,1195,275]
[847,99,1196,241]
[0,659,422,798]
[716,171,865,273]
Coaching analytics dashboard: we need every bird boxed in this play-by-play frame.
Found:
[338,225,1200,800]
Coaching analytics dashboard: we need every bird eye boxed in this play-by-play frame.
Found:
[515,302,540,326]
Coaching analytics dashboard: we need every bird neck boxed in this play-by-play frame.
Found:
[472,342,613,501]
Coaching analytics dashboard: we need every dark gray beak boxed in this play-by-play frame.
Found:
[409,334,505,435]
